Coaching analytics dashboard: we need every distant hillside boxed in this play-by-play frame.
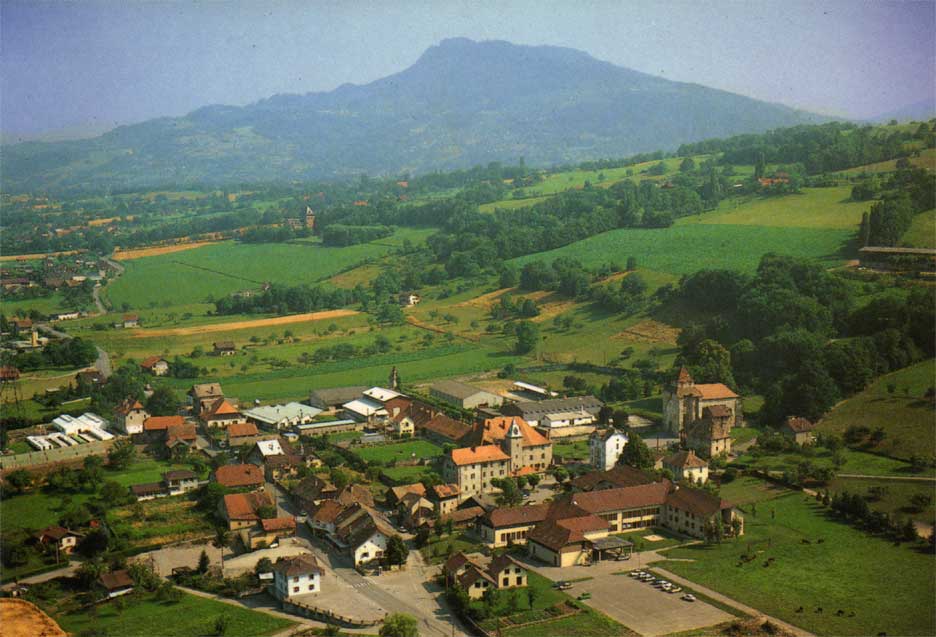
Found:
[3,38,827,192]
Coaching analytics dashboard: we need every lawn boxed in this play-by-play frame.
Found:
[420,531,486,564]
[733,447,931,477]
[680,187,870,230]
[901,209,935,248]
[729,427,760,446]
[109,497,215,545]
[381,465,442,484]
[660,493,936,636]
[352,439,444,464]
[613,527,688,551]
[827,476,936,525]
[816,359,936,461]
[0,291,75,316]
[53,589,294,637]
[553,439,591,462]
[509,224,852,277]
[717,476,794,506]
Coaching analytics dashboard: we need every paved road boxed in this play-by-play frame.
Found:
[91,285,107,315]
[37,323,112,379]
[0,561,78,589]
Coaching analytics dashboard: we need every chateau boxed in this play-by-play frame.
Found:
[662,367,740,458]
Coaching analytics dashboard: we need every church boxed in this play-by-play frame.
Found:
[662,367,741,459]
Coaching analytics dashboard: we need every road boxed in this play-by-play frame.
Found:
[0,561,79,589]
[37,323,112,379]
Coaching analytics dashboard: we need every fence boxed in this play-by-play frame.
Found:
[0,438,115,471]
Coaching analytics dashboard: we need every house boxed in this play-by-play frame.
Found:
[781,416,815,445]
[114,398,149,435]
[443,553,528,599]
[202,397,246,428]
[342,396,388,423]
[271,554,323,601]
[140,356,169,377]
[213,341,237,356]
[130,482,167,501]
[421,412,472,445]
[501,396,604,428]
[189,382,224,415]
[164,469,199,495]
[527,512,611,567]
[244,516,297,550]
[332,504,395,566]
[262,451,313,482]
[293,475,339,511]
[143,415,185,440]
[662,367,741,438]
[589,429,628,470]
[398,492,435,529]
[428,483,460,516]
[686,405,733,459]
[477,504,550,547]
[247,438,287,464]
[242,402,323,430]
[308,386,368,411]
[214,464,265,490]
[430,380,504,409]
[387,483,427,507]
[538,408,597,439]
[123,314,139,328]
[164,423,197,454]
[307,500,345,536]
[35,526,80,555]
[399,293,421,306]
[662,450,709,485]
[227,422,261,447]
[445,417,552,500]
[219,491,274,530]
[98,570,134,598]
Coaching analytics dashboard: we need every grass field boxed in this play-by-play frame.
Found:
[827,476,936,525]
[680,187,870,230]
[901,209,935,248]
[105,230,423,310]
[553,439,591,461]
[660,493,935,636]
[0,292,74,316]
[53,589,294,637]
[717,476,794,506]
[838,147,936,175]
[816,359,935,461]
[733,447,931,477]
[351,439,443,464]
[509,224,852,277]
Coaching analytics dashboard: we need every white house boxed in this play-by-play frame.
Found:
[589,429,628,471]
[362,387,402,403]
[271,554,323,601]
[538,408,597,439]
[342,397,387,422]
[114,399,149,435]
[662,450,710,485]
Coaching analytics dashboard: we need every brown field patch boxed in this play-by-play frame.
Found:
[329,264,382,288]
[611,319,681,344]
[453,287,516,309]
[112,241,218,261]
[87,216,122,227]
[0,599,66,637]
[0,250,83,262]
[130,309,360,337]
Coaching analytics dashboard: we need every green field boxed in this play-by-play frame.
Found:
[661,493,935,636]
[733,447,931,477]
[53,589,294,637]
[816,359,936,461]
[901,209,936,248]
[681,187,870,230]
[509,224,852,276]
[351,439,444,464]
[717,476,794,506]
[828,476,936,525]
[106,230,426,310]
[0,291,74,316]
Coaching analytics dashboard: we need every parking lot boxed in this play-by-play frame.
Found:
[526,557,733,636]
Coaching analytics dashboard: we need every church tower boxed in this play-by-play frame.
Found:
[506,419,524,474]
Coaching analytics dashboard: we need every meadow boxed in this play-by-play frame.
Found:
[900,209,935,248]
[816,359,935,461]
[827,476,936,525]
[351,439,444,464]
[509,223,852,276]
[661,493,935,637]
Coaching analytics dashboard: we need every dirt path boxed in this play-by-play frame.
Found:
[130,309,360,337]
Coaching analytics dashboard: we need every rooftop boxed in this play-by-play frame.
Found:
[450,445,510,466]
[214,464,264,487]
[242,402,323,425]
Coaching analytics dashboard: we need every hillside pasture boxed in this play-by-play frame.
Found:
[900,209,935,248]
[509,224,852,276]
[816,359,936,461]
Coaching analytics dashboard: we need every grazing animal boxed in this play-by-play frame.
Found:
[816,607,823,614]
[836,610,845,616]
[796,607,804,613]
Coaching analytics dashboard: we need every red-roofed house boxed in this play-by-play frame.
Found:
[218,491,274,530]
[140,356,169,377]
[202,397,246,428]
[214,464,264,490]
[115,398,149,435]
[227,422,260,446]
[243,516,297,549]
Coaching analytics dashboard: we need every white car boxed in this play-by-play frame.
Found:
[682,594,697,602]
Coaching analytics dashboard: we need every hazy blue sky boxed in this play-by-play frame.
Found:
[2,0,933,140]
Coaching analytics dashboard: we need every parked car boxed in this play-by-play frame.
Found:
[577,592,592,601]
[682,594,697,602]
[668,587,683,594]
[628,571,642,578]
[554,581,573,590]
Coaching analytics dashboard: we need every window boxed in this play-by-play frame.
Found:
[475,582,482,588]
[308,583,315,591]
[292,577,299,583]
[293,586,299,593]
[516,576,523,585]
[503,577,509,586]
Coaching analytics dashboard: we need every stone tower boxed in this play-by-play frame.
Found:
[505,419,524,474]
[305,206,316,231]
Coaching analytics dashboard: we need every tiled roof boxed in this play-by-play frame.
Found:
[336,484,375,508]
[214,464,264,488]
[131,482,164,497]
[571,465,656,491]
[38,525,74,541]
[205,397,240,417]
[440,506,485,525]
[431,483,460,500]
[272,554,322,577]
[566,481,673,514]
[144,415,185,431]
[488,554,525,576]
[696,383,738,400]
[503,396,604,421]
[421,413,471,442]
[431,380,491,400]
[115,398,145,415]
[459,565,496,588]
[450,445,510,466]
[310,499,345,524]
[260,517,297,532]
[390,483,426,502]
[222,492,272,521]
[227,422,259,438]
[677,367,693,383]
[190,383,223,399]
[464,417,550,447]
[140,356,165,369]
[214,341,236,350]
[165,423,197,446]
[99,570,134,590]
[665,487,729,517]
[703,405,732,418]
[663,450,708,469]
[163,469,197,481]
[784,416,814,433]
[484,503,550,528]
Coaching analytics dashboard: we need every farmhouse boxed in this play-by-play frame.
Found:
[781,416,816,445]
[189,382,224,415]
[443,553,528,599]
[219,491,275,530]
[332,504,395,566]
[271,554,323,601]
[477,503,550,547]
[214,464,264,490]
[213,341,237,356]
[98,570,134,599]
[122,314,139,328]
[130,482,167,501]
[163,469,199,495]
[429,483,461,516]
[430,380,504,409]
[501,396,604,428]
[243,516,297,550]
[227,422,261,446]
[662,449,709,484]
[164,423,197,453]
[589,428,628,470]
[114,398,149,435]
[140,356,169,376]
[202,397,246,428]
[35,526,80,555]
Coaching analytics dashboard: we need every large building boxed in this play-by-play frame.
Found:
[589,428,628,470]
[430,380,504,410]
[662,368,740,458]
[444,417,552,500]
[501,396,604,429]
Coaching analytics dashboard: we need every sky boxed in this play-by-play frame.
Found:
[1,0,934,141]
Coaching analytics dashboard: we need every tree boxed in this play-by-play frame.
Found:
[197,549,211,574]
[385,535,409,566]
[679,157,696,173]
[619,433,654,470]
[197,482,228,511]
[107,439,136,470]
[514,321,540,355]
[214,614,229,636]
[4,469,34,494]
[491,477,523,506]
[99,479,131,506]
[146,386,181,416]
[380,613,418,637]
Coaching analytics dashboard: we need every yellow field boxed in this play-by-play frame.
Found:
[0,599,66,637]
[128,308,360,337]
[0,249,83,262]
[112,240,220,260]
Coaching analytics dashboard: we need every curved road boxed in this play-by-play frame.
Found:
[37,323,112,379]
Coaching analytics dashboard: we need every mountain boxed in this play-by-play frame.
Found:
[871,97,936,124]
[3,38,828,192]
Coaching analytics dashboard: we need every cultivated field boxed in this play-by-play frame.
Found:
[0,599,66,637]
[112,240,220,260]
[129,309,359,337]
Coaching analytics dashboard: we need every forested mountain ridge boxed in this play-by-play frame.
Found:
[3,38,827,192]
